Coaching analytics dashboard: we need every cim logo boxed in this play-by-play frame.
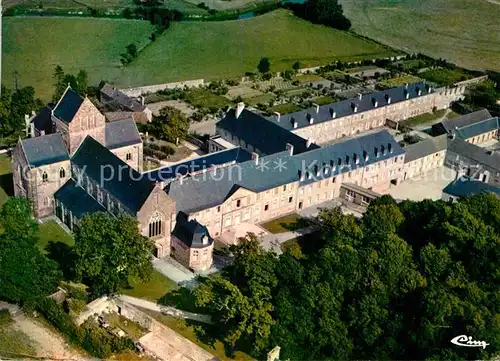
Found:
[451,335,489,349]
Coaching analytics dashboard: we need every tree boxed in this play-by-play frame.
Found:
[0,198,62,304]
[53,65,67,102]
[465,81,499,109]
[126,43,138,58]
[305,0,351,30]
[151,106,189,143]
[52,66,89,101]
[0,85,43,136]
[258,57,271,73]
[76,70,89,96]
[74,213,154,296]
[292,61,301,70]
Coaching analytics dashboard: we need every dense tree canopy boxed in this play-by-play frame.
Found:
[0,198,62,305]
[0,85,43,137]
[52,65,90,102]
[465,80,500,110]
[305,0,351,30]
[146,106,189,144]
[74,213,154,296]
[194,195,500,360]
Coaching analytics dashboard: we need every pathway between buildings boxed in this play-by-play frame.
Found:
[152,257,198,287]
[118,295,212,324]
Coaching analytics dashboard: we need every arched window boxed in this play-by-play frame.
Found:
[59,167,65,178]
[42,172,48,182]
[126,152,132,161]
[148,213,163,238]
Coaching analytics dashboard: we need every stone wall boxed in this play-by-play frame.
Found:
[111,143,144,172]
[120,79,205,98]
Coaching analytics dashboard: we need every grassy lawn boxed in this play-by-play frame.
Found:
[261,213,310,234]
[141,309,255,361]
[121,270,178,302]
[342,0,500,72]
[37,221,74,251]
[3,17,154,101]
[0,310,37,358]
[313,96,335,105]
[116,9,398,88]
[267,103,301,115]
[294,73,324,83]
[419,68,473,87]
[378,74,422,89]
[0,154,13,207]
[400,109,448,128]
[243,94,275,106]
[185,89,233,110]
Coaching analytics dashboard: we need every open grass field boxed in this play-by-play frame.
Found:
[3,17,154,101]
[122,270,178,302]
[341,0,500,72]
[37,221,75,251]
[116,10,398,88]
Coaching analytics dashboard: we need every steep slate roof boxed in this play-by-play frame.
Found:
[447,138,500,171]
[172,219,214,248]
[268,82,432,131]
[53,88,84,123]
[455,117,499,140]
[145,147,252,182]
[101,83,145,112]
[31,105,54,135]
[216,108,320,155]
[71,136,155,213]
[55,179,107,219]
[105,118,142,150]
[443,178,500,198]
[20,133,69,168]
[435,109,493,134]
[404,134,448,163]
[167,130,404,213]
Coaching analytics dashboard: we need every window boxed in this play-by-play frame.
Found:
[264,204,269,211]
[274,188,279,195]
[224,216,232,227]
[126,152,132,161]
[148,213,163,237]
[59,167,65,178]
[332,177,336,183]
[236,200,241,207]
[217,206,221,212]
[193,250,199,259]
[42,171,48,182]
[288,196,293,203]
[283,185,287,191]
[361,196,371,206]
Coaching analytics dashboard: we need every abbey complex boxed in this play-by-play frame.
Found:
[12,81,500,272]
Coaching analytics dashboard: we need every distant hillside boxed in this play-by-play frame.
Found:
[341,0,500,71]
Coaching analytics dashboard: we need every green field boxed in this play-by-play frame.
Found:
[116,10,398,87]
[3,17,154,101]
[4,10,396,99]
[342,0,500,72]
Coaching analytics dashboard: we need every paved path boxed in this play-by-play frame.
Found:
[260,226,319,254]
[118,295,212,324]
[152,257,198,288]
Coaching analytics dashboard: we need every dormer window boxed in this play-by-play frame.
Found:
[388,143,393,154]
[381,145,386,155]
[345,155,350,165]
[363,150,369,161]
[307,172,312,180]
[338,157,342,166]
[354,153,359,165]
[374,147,379,158]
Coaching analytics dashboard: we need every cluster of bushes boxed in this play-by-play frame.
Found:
[144,143,175,160]
[120,44,139,65]
[207,81,229,95]
[149,143,176,155]
[37,298,135,359]
[123,6,182,29]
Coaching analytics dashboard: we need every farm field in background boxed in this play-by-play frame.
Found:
[341,0,500,71]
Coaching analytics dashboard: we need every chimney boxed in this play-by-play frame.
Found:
[25,114,31,137]
[385,94,392,104]
[138,95,145,105]
[363,150,369,162]
[372,97,378,108]
[404,89,409,99]
[351,102,358,113]
[329,108,336,118]
[30,122,35,138]
[31,110,36,116]
[286,143,294,156]
[357,93,362,100]
[235,102,245,119]
[405,83,409,89]
[306,138,312,148]
[312,103,320,113]
[274,112,281,122]
[292,118,298,129]
[40,130,45,136]
[252,152,259,165]
[307,113,314,125]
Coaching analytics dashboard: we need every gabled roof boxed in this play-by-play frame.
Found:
[20,133,69,168]
[455,117,499,140]
[31,105,54,135]
[105,118,142,150]
[443,178,500,198]
[71,136,155,213]
[267,82,432,130]
[54,179,107,219]
[172,219,214,248]
[145,147,252,182]
[438,109,493,133]
[101,83,146,112]
[447,138,500,171]
[404,134,448,163]
[217,108,319,156]
[167,130,404,213]
[53,87,84,123]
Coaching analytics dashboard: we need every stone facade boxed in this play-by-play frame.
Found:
[111,143,144,172]
[171,235,213,272]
